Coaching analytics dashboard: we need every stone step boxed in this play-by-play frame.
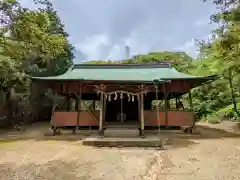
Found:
[104,122,139,129]
[104,128,140,137]
[82,136,164,148]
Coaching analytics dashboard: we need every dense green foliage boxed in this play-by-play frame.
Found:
[0,0,73,92]
[0,0,74,124]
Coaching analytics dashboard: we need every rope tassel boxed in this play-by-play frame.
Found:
[128,94,131,102]
[114,92,118,100]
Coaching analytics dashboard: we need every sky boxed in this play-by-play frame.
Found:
[19,0,217,62]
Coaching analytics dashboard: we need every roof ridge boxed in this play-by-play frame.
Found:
[74,63,172,69]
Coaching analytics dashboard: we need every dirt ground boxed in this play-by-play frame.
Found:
[0,122,240,180]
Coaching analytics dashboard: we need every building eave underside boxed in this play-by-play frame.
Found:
[32,75,217,86]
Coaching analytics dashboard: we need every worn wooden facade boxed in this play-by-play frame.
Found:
[32,63,216,137]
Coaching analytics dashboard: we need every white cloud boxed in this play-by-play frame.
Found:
[18,0,218,61]
[75,34,112,60]
[173,39,198,57]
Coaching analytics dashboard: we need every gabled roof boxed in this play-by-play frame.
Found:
[31,63,217,83]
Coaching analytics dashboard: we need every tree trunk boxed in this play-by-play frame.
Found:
[6,88,14,127]
[228,68,240,117]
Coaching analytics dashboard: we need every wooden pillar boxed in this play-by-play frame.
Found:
[120,96,123,122]
[138,95,141,123]
[153,81,161,133]
[138,95,141,136]
[50,100,56,128]
[164,84,168,126]
[50,93,58,135]
[188,90,195,128]
[140,90,145,138]
[75,99,79,110]
[75,84,82,133]
[99,86,104,137]
[175,94,178,109]
[67,96,71,111]
[103,95,107,124]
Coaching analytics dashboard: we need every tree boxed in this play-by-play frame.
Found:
[191,0,240,121]
[0,0,74,76]
[0,0,74,125]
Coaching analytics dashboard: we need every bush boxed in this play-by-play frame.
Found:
[202,103,240,123]
[215,103,240,120]
[205,113,222,124]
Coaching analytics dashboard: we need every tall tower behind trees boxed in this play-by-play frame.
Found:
[125,46,130,59]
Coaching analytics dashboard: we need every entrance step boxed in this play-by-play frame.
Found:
[104,128,139,137]
[104,122,139,129]
[105,124,139,129]
[82,136,164,148]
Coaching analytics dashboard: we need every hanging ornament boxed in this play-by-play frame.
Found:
[108,94,111,101]
[128,94,131,102]
[132,95,135,102]
[105,94,108,100]
[120,93,123,99]
[114,92,118,100]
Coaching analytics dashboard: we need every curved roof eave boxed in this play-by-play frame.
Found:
[160,74,218,81]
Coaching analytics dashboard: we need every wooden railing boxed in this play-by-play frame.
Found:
[52,111,99,126]
[52,109,194,127]
[144,109,194,126]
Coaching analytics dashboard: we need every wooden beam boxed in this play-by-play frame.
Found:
[188,91,193,109]
[154,83,161,132]
[188,90,195,128]
[103,95,107,125]
[175,93,178,109]
[50,93,58,135]
[164,84,168,126]
[99,85,104,136]
[140,85,145,138]
[138,95,141,125]
[75,84,82,132]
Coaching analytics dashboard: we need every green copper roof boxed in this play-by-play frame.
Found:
[31,63,216,83]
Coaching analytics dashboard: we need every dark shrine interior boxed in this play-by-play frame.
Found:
[105,96,139,123]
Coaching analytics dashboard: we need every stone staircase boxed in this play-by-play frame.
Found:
[83,122,164,148]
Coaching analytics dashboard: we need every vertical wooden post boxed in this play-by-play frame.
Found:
[67,95,71,111]
[138,95,141,136]
[75,98,79,110]
[50,92,57,135]
[99,85,104,137]
[164,84,168,126]
[188,91,193,109]
[120,96,123,122]
[175,94,178,109]
[138,95,141,122]
[188,90,195,128]
[75,83,82,133]
[103,95,107,124]
[140,85,145,138]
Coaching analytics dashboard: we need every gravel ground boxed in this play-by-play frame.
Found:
[0,122,240,180]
